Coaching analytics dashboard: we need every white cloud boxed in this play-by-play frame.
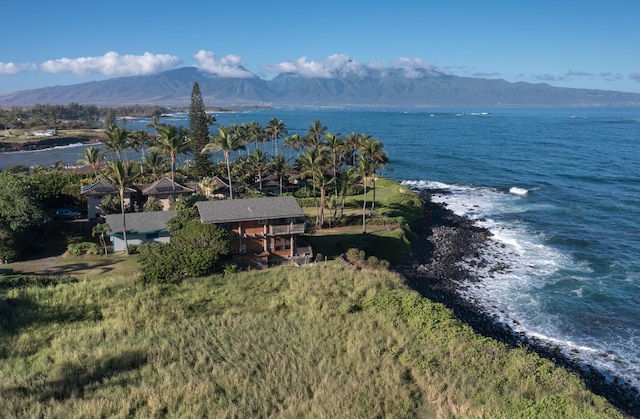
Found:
[40,52,181,76]
[264,55,448,79]
[389,57,438,78]
[193,50,254,78]
[364,60,385,71]
[265,54,367,78]
[0,61,36,75]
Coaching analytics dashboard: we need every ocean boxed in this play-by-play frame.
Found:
[2,107,639,398]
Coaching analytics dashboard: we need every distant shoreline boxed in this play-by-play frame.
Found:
[0,136,100,153]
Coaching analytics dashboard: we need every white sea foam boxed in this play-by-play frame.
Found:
[509,186,529,195]
[403,179,640,393]
[0,142,87,155]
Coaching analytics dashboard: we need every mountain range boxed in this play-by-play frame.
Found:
[1,66,639,108]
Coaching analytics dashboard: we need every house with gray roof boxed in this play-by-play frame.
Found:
[196,196,311,268]
[105,210,174,252]
[81,178,136,219]
[140,177,194,210]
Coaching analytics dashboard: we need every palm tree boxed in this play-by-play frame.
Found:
[337,167,360,221]
[145,116,163,145]
[358,156,373,234]
[266,117,287,156]
[245,121,266,151]
[271,154,291,196]
[361,137,389,213]
[298,148,325,226]
[106,159,134,255]
[311,166,334,228]
[146,115,162,133]
[199,176,219,198]
[104,126,129,160]
[344,132,368,166]
[283,133,304,160]
[77,146,104,180]
[324,133,344,210]
[305,119,327,150]
[153,124,191,200]
[246,148,269,191]
[131,129,150,161]
[92,222,110,256]
[142,151,168,181]
[202,126,246,199]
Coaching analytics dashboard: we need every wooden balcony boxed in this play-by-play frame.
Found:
[268,223,305,235]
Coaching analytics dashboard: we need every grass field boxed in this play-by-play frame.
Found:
[0,259,621,417]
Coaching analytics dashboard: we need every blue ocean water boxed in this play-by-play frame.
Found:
[2,107,639,394]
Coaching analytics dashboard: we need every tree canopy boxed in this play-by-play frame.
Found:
[0,172,45,261]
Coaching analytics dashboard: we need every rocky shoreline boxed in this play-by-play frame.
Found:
[396,188,639,417]
[0,136,98,153]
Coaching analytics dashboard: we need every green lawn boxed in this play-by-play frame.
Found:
[301,178,422,263]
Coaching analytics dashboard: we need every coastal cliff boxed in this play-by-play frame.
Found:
[397,189,639,416]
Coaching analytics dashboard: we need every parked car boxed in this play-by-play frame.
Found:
[55,208,81,220]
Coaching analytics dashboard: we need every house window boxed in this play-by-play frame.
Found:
[240,244,247,253]
[258,219,267,225]
[146,232,159,239]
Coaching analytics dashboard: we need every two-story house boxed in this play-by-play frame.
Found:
[195,196,311,268]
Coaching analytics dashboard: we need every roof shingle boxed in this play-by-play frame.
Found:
[105,210,174,234]
[196,196,304,224]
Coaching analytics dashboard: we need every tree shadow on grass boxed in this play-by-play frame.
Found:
[0,291,103,342]
[4,350,148,402]
[9,258,117,277]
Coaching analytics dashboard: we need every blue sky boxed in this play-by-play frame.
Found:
[1,0,639,95]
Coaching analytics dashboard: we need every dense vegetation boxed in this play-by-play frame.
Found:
[1,84,391,261]
[0,261,620,417]
[0,103,177,131]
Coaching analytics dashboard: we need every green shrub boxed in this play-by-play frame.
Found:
[138,242,183,283]
[223,263,239,275]
[344,248,390,270]
[143,196,163,212]
[366,256,387,270]
[295,197,317,208]
[345,248,366,264]
[67,242,101,256]
[138,220,230,283]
